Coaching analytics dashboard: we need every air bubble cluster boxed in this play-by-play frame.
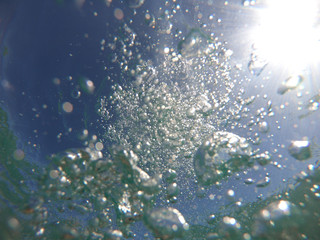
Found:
[194,131,253,185]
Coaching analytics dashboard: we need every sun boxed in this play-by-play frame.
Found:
[251,0,320,74]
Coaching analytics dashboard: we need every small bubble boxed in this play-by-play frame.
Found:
[256,177,270,188]
[227,189,235,197]
[95,142,104,151]
[243,233,251,240]
[167,182,180,198]
[207,214,216,224]
[258,121,269,133]
[53,77,61,85]
[62,102,73,113]
[243,0,256,7]
[8,218,19,229]
[186,107,196,118]
[49,170,59,179]
[145,13,155,27]
[244,178,254,185]
[196,186,206,198]
[71,89,81,99]
[114,8,124,20]
[13,149,25,160]
[36,228,45,236]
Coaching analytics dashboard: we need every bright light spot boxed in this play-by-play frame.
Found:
[85,79,95,94]
[278,200,290,214]
[253,0,320,72]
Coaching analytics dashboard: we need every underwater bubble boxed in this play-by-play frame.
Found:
[256,176,270,188]
[252,151,272,166]
[126,0,144,8]
[218,216,242,239]
[244,95,256,106]
[193,131,253,185]
[157,17,173,35]
[144,207,189,239]
[243,0,256,6]
[248,52,268,76]
[288,140,311,161]
[13,149,25,160]
[299,93,320,119]
[196,95,213,115]
[145,13,156,27]
[71,89,81,99]
[277,75,303,95]
[196,186,206,198]
[258,121,269,133]
[252,200,303,239]
[106,229,123,239]
[177,29,213,58]
[244,178,254,185]
[114,8,124,21]
[134,167,161,194]
[186,106,197,119]
[167,182,180,198]
[207,214,216,225]
[80,79,95,94]
[62,102,73,113]
[226,189,235,201]
[163,169,177,183]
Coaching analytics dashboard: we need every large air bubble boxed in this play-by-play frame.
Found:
[193,131,253,185]
[252,200,303,239]
[144,207,189,239]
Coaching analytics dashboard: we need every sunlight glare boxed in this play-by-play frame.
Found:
[253,0,320,72]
